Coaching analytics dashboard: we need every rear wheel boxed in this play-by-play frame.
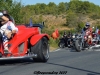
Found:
[31,37,49,62]
[0,53,2,58]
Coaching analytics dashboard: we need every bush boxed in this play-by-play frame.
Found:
[97,25,100,29]
[76,22,84,32]
[49,37,59,48]
[90,14,100,20]
[66,11,78,27]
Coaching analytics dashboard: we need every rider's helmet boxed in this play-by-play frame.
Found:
[2,10,14,23]
[85,22,90,29]
[68,31,71,37]
[2,10,10,18]
[63,31,67,37]
[2,10,8,15]
[64,31,67,35]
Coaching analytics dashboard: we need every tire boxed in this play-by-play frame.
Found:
[58,42,65,48]
[31,37,49,62]
[75,39,83,52]
[0,53,2,58]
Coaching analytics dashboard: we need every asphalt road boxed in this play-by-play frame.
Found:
[0,48,100,75]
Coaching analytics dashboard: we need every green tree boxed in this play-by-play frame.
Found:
[47,2,57,14]
[58,2,66,14]
[66,10,78,27]
[0,0,13,11]
[11,1,24,24]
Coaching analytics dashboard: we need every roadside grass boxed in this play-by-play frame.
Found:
[49,38,59,51]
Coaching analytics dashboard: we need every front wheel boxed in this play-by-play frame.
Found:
[31,37,49,62]
[75,39,83,52]
[58,42,65,48]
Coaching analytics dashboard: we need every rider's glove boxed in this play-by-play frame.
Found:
[7,26,12,31]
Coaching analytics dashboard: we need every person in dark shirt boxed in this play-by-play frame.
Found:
[82,22,93,44]
[82,22,92,33]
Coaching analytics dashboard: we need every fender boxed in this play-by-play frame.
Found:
[30,34,49,46]
[9,27,39,52]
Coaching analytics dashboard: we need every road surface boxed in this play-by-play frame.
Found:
[0,48,100,75]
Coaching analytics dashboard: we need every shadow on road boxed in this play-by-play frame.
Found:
[0,58,44,75]
[0,58,34,65]
[62,47,77,52]
[0,58,35,75]
[87,73,99,75]
[67,47,100,52]
[68,48,77,52]
[47,62,100,75]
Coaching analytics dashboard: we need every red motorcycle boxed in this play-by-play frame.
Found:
[74,29,100,52]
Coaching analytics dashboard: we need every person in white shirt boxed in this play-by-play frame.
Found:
[0,12,18,52]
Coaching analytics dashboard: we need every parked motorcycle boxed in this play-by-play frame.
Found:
[67,36,73,48]
[58,37,66,48]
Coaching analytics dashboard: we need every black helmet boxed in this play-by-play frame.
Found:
[85,22,90,26]
[2,10,8,15]
[64,31,67,35]
[85,22,90,28]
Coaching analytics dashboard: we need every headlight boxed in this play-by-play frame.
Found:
[88,35,91,38]
[84,36,87,39]
[72,35,75,38]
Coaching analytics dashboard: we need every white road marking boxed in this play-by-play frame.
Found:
[51,48,61,52]
[94,50,100,51]
[51,47,100,52]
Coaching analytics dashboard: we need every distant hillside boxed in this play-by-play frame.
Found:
[32,14,100,34]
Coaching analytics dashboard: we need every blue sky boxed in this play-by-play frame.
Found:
[14,0,100,6]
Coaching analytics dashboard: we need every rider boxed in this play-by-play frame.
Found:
[62,31,67,46]
[82,22,93,44]
[0,12,18,52]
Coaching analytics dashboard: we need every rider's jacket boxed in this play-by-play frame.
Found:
[82,27,93,32]
[82,27,92,36]
[87,27,92,33]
